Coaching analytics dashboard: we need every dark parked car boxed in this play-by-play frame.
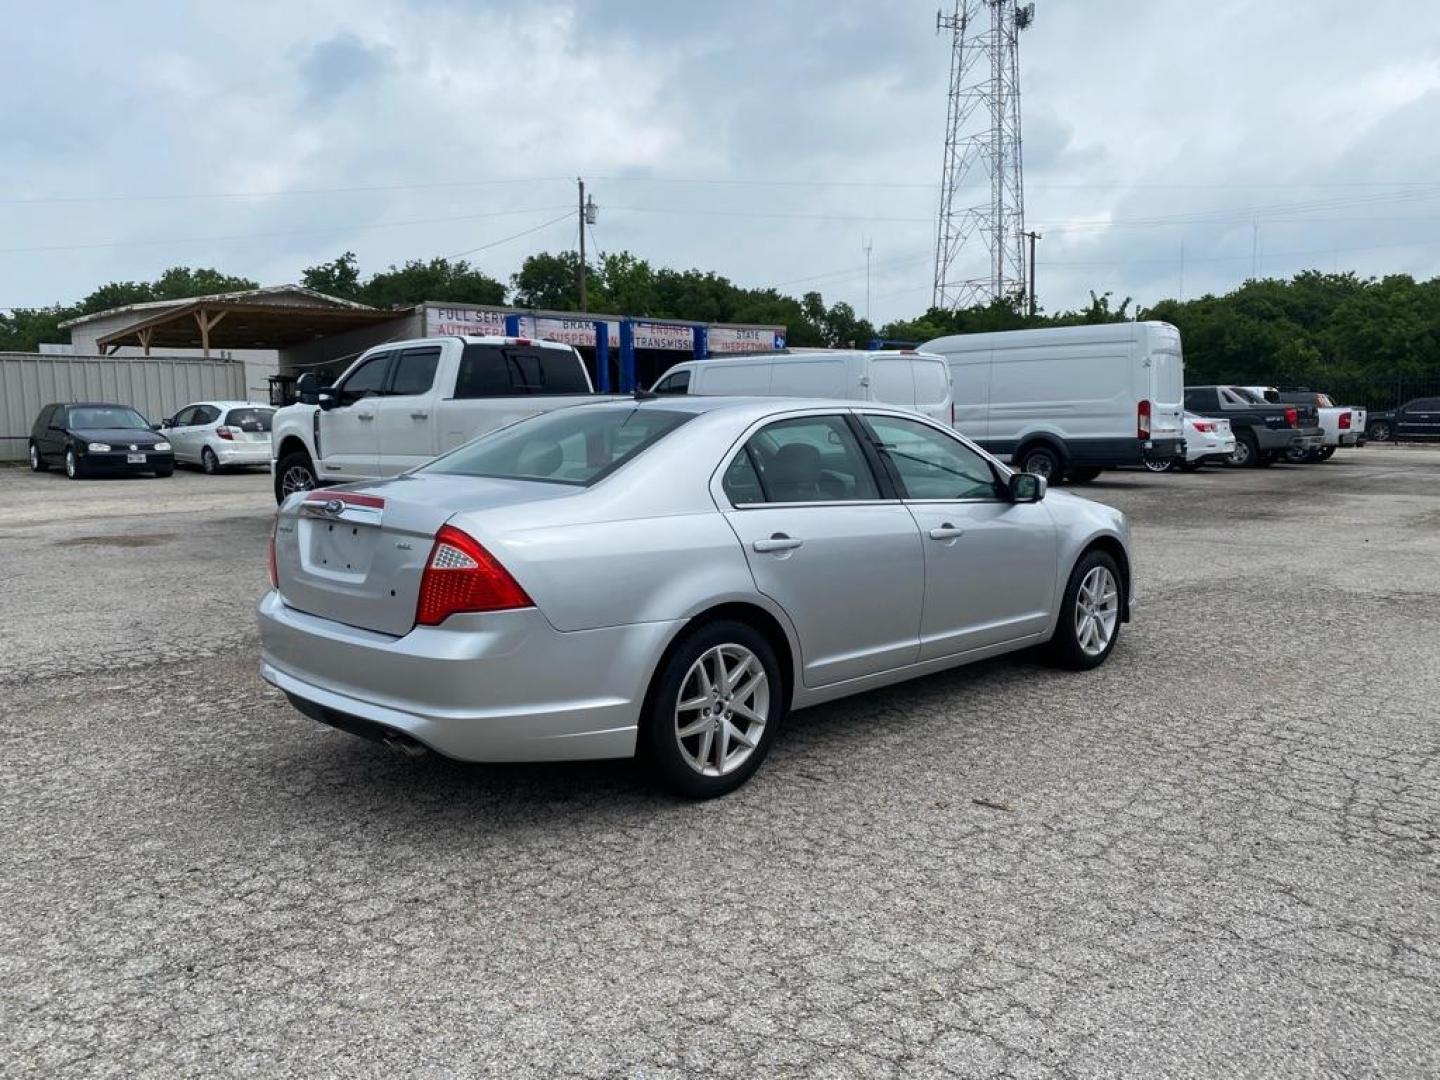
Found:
[29,402,175,480]
[1366,398,1440,442]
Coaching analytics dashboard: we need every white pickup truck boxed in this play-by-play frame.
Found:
[1245,386,1367,462]
[270,335,608,502]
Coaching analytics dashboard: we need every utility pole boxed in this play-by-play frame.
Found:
[1022,229,1040,316]
[863,236,873,323]
[577,178,588,311]
[933,1,1035,310]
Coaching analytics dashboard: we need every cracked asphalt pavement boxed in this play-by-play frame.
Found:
[2,449,1437,1078]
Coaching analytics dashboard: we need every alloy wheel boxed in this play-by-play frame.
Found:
[65,449,76,478]
[1141,454,1171,473]
[1074,565,1119,658]
[1229,439,1252,467]
[281,465,315,497]
[1021,450,1056,479]
[202,448,218,474]
[674,643,769,777]
[29,444,39,470]
[1371,423,1391,442]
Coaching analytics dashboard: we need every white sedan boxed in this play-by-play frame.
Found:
[1144,412,1235,472]
[161,401,275,473]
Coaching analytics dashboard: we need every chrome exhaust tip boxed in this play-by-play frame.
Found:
[383,732,429,759]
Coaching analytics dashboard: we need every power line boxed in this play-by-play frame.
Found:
[0,205,572,256]
[444,211,574,260]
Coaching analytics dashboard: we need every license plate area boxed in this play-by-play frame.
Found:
[127,453,146,463]
[301,517,379,579]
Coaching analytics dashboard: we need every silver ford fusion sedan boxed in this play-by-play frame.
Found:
[259,397,1133,797]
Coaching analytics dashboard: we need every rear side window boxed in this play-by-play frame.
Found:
[741,415,879,503]
[225,407,274,432]
[422,407,691,486]
[389,347,441,396]
[913,362,950,409]
[455,344,589,398]
[193,405,222,425]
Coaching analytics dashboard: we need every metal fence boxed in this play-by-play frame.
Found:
[1244,376,1440,413]
[0,353,247,462]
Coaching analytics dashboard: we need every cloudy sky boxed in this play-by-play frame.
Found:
[2,0,1439,326]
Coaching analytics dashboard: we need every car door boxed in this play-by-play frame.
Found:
[44,406,70,460]
[718,412,924,687]
[317,351,392,478]
[859,412,1058,659]
[166,405,197,461]
[374,344,442,476]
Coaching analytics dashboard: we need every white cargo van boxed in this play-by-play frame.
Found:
[650,349,953,423]
[921,321,1185,480]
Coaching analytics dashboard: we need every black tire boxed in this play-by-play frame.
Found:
[1068,466,1102,483]
[1016,443,1063,480]
[274,450,318,504]
[1369,421,1391,442]
[28,442,48,472]
[64,447,84,480]
[1228,433,1260,468]
[1283,445,1313,464]
[643,619,784,799]
[1315,446,1336,461]
[1049,549,1124,672]
[1140,454,1172,474]
[154,467,174,478]
[201,447,220,475]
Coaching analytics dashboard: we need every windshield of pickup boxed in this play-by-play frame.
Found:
[421,406,693,486]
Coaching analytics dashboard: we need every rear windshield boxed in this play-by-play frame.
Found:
[225,407,274,432]
[421,407,692,486]
[68,406,149,429]
[1231,387,1265,404]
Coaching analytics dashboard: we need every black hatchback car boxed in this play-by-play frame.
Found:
[29,402,175,479]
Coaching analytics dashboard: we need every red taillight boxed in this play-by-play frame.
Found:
[1339,411,1351,429]
[1137,399,1152,439]
[217,427,235,441]
[1192,420,1214,433]
[416,525,532,626]
[508,337,532,347]
[267,516,279,589]
[1284,407,1298,427]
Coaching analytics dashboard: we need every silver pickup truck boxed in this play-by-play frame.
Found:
[270,335,614,502]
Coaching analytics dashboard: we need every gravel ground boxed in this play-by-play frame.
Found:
[1,449,1437,1079]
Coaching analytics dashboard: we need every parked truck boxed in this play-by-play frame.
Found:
[1182,385,1322,467]
[1246,388,1366,461]
[270,335,607,502]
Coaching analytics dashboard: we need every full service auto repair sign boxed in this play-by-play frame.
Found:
[425,305,784,353]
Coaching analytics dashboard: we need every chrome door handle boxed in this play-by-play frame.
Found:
[928,523,965,540]
[410,411,429,420]
[357,412,375,421]
[753,533,803,553]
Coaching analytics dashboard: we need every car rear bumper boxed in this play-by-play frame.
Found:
[212,442,271,465]
[257,591,680,762]
[1338,432,1362,447]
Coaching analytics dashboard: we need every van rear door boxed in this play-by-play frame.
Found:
[911,356,953,423]
[866,356,917,412]
[1147,327,1185,442]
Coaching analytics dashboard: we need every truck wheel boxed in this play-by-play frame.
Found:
[1067,466,1102,483]
[1017,444,1062,480]
[1228,433,1259,468]
[1283,445,1313,463]
[1316,446,1336,461]
[1369,421,1391,442]
[275,451,317,503]
[1140,454,1171,474]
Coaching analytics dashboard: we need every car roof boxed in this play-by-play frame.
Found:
[180,400,272,408]
[585,395,929,422]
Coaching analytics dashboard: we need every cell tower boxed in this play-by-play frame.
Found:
[932,1,1034,310]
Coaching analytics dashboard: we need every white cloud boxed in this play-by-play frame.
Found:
[0,0,1438,325]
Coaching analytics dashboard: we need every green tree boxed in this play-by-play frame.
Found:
[510,251,584,310]
[361,257,504,309]
[301,252,364,302]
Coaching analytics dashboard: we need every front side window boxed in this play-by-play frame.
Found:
[172,406,199,427]
[422,407,691,486]
[337,353,392,404]
[740,415,879,503]
[389,347,441,396]
[654,370,691,395]
[864,414,1000,501]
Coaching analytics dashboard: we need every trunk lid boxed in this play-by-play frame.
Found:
[274,474,578,636]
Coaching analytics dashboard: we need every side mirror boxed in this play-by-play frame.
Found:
[317,389,339,412]
[1009,472,1046,503]
[295,372,320,406]
[159,418,173,429]
[152,423,164,432]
